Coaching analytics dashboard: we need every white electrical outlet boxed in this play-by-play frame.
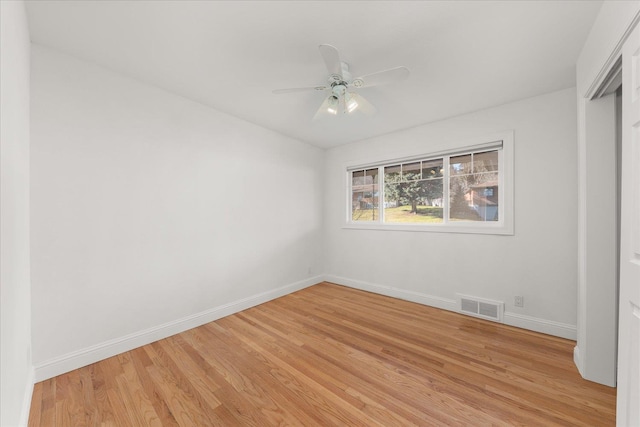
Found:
[514,296,524,307]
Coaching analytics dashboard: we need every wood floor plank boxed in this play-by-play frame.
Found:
[53,372,74,427]
[153,338,236,426]
[127,347,180,427]
[115,352,162,427]
[28,282,617,426]
[88,361,118,427]
[76,366,98,427]
[38,378,56,427]
[27,381,43,427]
[105,387,135,427]
[144,344,217,427]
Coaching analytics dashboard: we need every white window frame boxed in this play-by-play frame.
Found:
[344,131,514,235]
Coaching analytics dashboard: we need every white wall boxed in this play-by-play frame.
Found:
[30,45,324,379]
[324,88,578,338]
[0,1,33,425]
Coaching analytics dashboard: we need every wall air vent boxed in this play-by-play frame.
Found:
[457,294,504,322]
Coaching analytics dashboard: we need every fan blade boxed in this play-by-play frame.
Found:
[349,92,377,115]
[272,86,327,94]
[319,44,343,78]
[353,66,410,88]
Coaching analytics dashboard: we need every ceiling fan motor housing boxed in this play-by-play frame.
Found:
[331,84,347,96]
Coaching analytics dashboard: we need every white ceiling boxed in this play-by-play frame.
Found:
[25,1,602,148]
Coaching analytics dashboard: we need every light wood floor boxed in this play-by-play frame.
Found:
[28,282,616,426]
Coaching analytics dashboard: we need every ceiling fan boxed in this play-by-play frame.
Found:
[273,44,410,121]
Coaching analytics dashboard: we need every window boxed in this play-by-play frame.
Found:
[346,133,514,235]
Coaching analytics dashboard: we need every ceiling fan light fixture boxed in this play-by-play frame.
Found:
[327,95,339,115]
[346,93,359,113]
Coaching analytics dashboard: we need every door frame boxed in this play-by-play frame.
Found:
[576,6,640,425]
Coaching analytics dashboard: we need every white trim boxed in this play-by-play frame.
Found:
[503,312,577,340]
[325,274,457,311]
[342,221,513,235]
[574,345,584,376]
[584,9,640,100]
[326,274,576,340]
[443,155,451,222]
[33,276,321,382]
[18,367,35,427]
[593,57,622,99]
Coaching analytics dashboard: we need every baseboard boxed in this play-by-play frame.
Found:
[503,312,576,340]
[325,274,577,340]
[33,276,321,382]
[325,275,457,312]
[18,367,35,427]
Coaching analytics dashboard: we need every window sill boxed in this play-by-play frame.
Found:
[342,222,514,235]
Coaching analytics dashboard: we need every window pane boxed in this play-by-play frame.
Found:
[384,164,401,211]
[384,177,443,224]
[450,154,472,176]
[385,164,401,176]
[450,172,499,221]
[351,191,365,221]
[402,162,421,180]
[352,170,365,186]
[422,159,443,179]
[449,176,477,221]
[473,150,499,173]
[364,168,378,184]
[420,178,444,207]
[351,169,378,222]
[469,173,499,221]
